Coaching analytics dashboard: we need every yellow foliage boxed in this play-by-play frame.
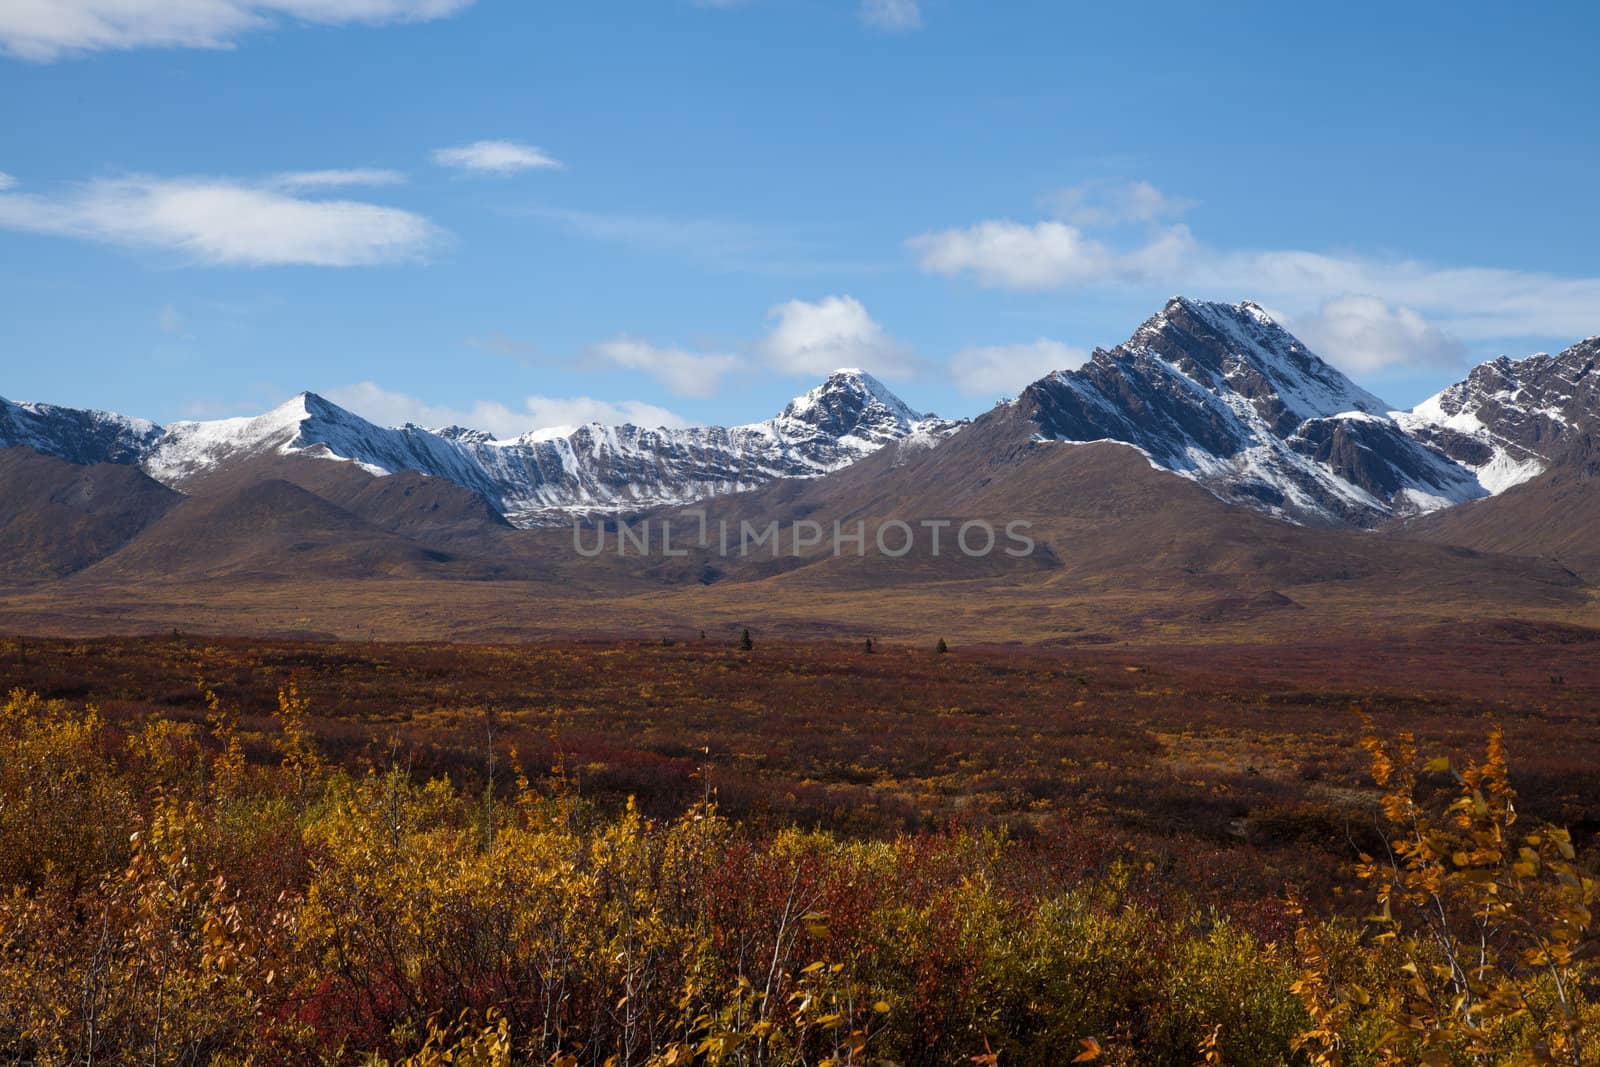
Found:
[1293,720,1600,1066]
[1,687,1593,1066]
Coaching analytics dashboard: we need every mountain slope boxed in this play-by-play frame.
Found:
[1402,429,1600,580]
[0,396,163,465]
[0,447,180,583]
[1395,336,1600,493]
[1020,298,1482,526]
[629,392,1582,627]
[173,452,516,546]
[77,478,492,583]
[3,371,961,528]
[5,304,1596,536]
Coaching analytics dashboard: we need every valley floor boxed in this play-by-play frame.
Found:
[2,629,1598,1063]
[4,625,1599,858]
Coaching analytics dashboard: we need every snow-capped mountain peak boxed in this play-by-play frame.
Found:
[141,391,390,484]
[0,373,963,527]
[1396,334,1600,495]
[1021,296,1480,526]
[0,395,163,466]
[6,305,1595,534]
[778,368,924,439]
[1128,296,1391,423]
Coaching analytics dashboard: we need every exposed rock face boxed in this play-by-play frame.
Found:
[5,302,1595,533]
[0,397,163,466]
[0,371,963,527]
[1396,336,1600,494]
[1020,298,1480,526]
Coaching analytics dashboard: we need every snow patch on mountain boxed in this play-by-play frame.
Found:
[1395,336,1600,497]
[1019,297,1482,527]
[7,313,1596,535]
[6,371,963,528]
[0,396,163,466]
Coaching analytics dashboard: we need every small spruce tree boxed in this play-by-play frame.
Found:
[739,628,754,651]
[935,637,949,654]
[864,637,874,654]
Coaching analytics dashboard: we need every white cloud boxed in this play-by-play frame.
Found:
[1202,252,1600,346]
[858,0,921,32]
[324,381,689,437]
[917,217,1600,346]
[589,338,739,398]
[0,0,475,62]
[912,222,1097,289]
[0,173,16,191]
[911,220,1195,289]
[273,168,406,189]
[1283,295,1467,374]
[158,304,184,334]
[911,183,1600,373]
[432,140,563,175]
[1042,179,1194,227]
[760,295,917,378]
[520,396,690,432]
[949,339,1088,396]
[0,175,439,266]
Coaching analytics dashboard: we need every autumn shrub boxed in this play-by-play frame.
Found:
[1292,722,1600,1066]
[0,688,133,892]
[0,683,1595,1065]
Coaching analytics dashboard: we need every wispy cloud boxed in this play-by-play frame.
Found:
[323,381,689,436]
[0,172,16,191]
[432,140,564,175]
[1041,179,1194,227]
[466,331,541,362]
[576,295,920,399]
[531,206,764,263]
[1208,253,1600,346]
[527,205,889,276]
[158,304,185,335]
[0,175,441,267]
[516,395,689,432]
[858,0,922,32]
[949,339,1088,397]
[273,168,407,190]
[0,0,476,62]
[910,183,1600,373]
[589,338,740,398]
[1279,295,1467,375]
[910,219,1195,289]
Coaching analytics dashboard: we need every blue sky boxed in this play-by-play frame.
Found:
[2,0,1598,434]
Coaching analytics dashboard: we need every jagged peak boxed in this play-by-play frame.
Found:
[290,390,357,420]
[1154,295,1278,326]
[0,393,163,433]
[779,369,924,429]
[435,424,498,444]
[252,390,318,420]
[1152,296,1286,336]
[1116,295,1391,417]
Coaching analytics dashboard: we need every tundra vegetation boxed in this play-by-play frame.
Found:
[0,634,1595,1065]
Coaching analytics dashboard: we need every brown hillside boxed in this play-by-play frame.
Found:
[0,446,180,584]
[1402,430,1600,581]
